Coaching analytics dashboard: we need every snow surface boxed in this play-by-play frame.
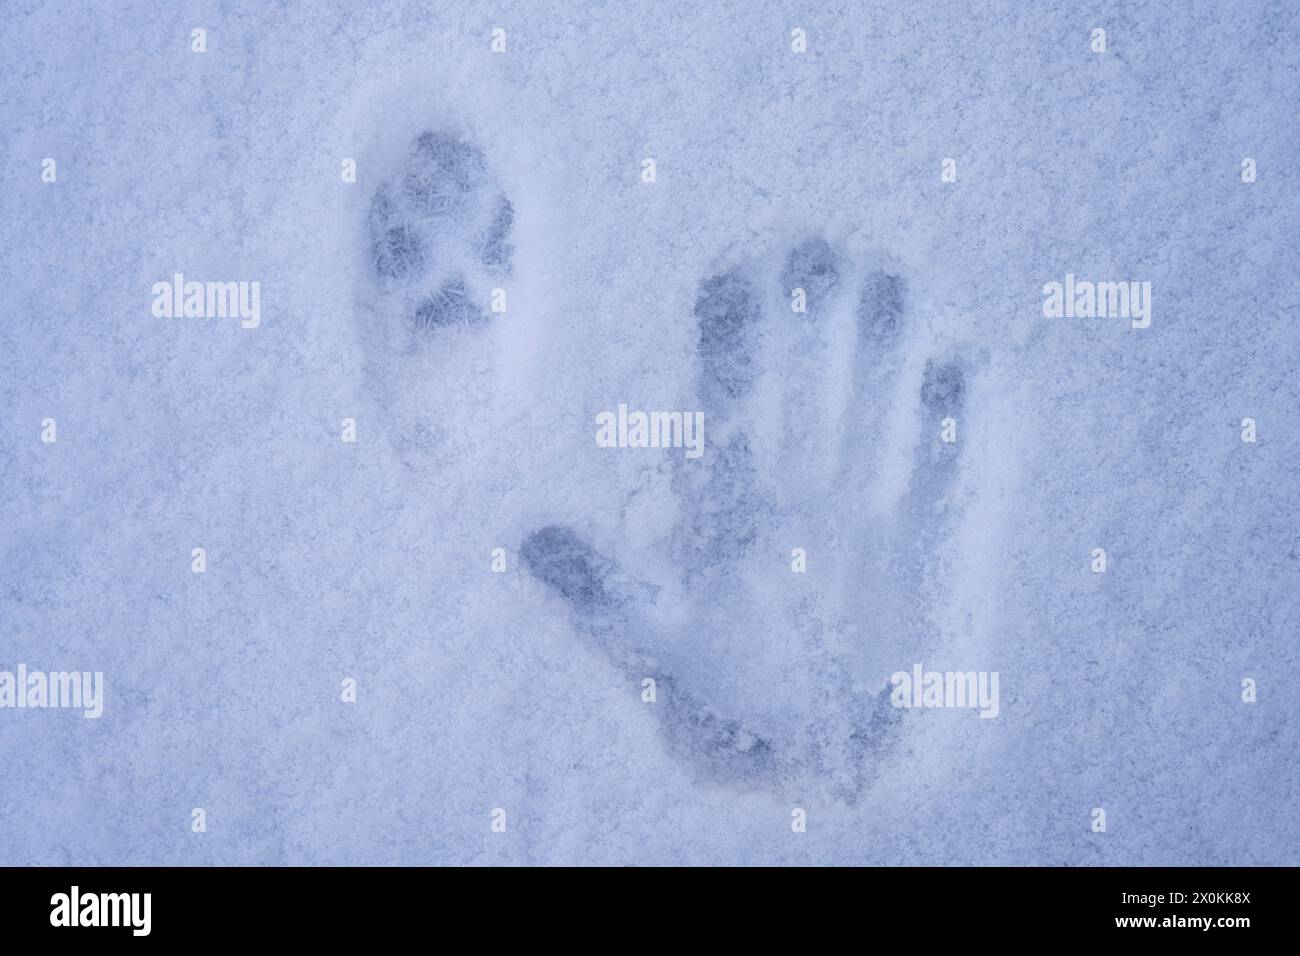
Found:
[1,1,1297,865]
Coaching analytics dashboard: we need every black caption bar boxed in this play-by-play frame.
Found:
[0,866,1286,943]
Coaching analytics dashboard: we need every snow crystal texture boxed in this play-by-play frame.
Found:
[1,1,1297,865]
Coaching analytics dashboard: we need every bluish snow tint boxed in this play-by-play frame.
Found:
[1,1,1297,865]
